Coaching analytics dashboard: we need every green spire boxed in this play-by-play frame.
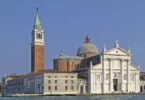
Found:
[34,7,41,26]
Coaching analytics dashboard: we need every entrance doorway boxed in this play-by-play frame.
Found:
[140,86,143,92]
[113,79,118,91]
[80,86,84,94]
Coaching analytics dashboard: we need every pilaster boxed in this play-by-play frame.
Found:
[121,59,124,90]
[102,58,106,93]
[127,59,130,92]
[109,58,113,92]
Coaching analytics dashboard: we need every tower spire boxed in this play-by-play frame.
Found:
[34,7,41,26]
[31,7,44,72]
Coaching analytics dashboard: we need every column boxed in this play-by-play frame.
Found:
[121,59,124,91]
[88,67,91,93]
[83,85,86,94]
[127,59,130,92]
[109,59,113,92]
[103,59,106,93]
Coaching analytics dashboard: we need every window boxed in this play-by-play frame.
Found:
[65,86,67,90]
[36,34,42,39]
[42,86,43,91]
[55,76,57,78]
[71,76,74,78]
[65,80,67,84]
[71,80,74,84]
[48,86,51,90]
[71,86,73,90]
[48,76,51,78]
[48,80,51,84]
[124,74,126,80]
[55,80,57,84]
[106,74,109,80]
[55,86,57,90]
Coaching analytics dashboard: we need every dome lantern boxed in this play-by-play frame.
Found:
[77,35,98,57]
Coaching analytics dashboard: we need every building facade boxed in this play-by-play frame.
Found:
[87,41,140,93]
[2,71,87,96]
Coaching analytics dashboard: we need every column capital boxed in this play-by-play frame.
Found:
[110,58,114,60]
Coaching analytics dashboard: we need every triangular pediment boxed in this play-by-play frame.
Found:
[103,47,131,56]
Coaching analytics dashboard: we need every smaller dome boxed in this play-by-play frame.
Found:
[77,35,98,55]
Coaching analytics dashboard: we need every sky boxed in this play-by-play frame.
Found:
[0,0,145,79]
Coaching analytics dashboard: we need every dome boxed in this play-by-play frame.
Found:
[77,35,98,55]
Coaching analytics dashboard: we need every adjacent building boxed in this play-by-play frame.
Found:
[2,70,86,96]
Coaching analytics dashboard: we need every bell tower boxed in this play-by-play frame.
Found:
[31,8,44,72]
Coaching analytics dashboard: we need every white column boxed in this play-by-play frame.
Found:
[127,59,130,92]
[121,59,124,91]
[88,68,91,93]
[83,85,86,94]
[103,59,106,93]
[109,59,113,92]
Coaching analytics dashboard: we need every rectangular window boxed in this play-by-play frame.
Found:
[48,76,51,78]
[106,74,109,80]
[48,86,51,90]
[55,80,57,84]
[71,86,73,90]
[48,80,51,84]
[124,74,126,80]
[65,80,67,84]
[65,86,67,90]
[55,86,57,90]
[55,76,57,78]
[71,76,74,78]
[71,80,74,84]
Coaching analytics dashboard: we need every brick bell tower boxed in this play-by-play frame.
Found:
[31,8,44,72]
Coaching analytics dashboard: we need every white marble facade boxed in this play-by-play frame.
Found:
[88,41,140,94]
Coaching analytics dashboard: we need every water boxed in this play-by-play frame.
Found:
[0,95,145,100]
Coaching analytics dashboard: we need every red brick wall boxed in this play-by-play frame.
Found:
[31,45,44,72]
[57,59,67,71]
[53,59,81,72]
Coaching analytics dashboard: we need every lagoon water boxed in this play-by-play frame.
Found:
[0,95,145,100]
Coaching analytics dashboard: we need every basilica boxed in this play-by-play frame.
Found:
[2,8,141,96]
[54,35,140,93]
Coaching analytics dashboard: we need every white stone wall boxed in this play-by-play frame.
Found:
[43,73,78,95]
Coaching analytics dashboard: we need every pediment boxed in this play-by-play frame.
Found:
[103,47,130,56]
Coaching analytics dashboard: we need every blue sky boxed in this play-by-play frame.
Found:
[0,0,145,78]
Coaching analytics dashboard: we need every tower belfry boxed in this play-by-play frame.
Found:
[31,8,44,72]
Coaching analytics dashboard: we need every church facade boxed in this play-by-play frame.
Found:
[88,42,140,93]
